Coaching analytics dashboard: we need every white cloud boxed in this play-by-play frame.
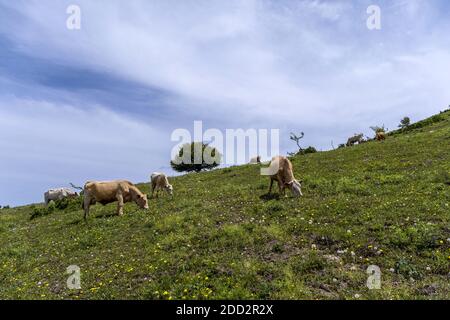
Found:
[3,0,447,121]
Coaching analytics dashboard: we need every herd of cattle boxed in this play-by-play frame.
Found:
[44,130,388,219]
[43,157,303,220]
[346,131,386,147]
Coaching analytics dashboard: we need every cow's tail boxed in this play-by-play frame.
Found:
[81,183,89,210]
[81,189,86,210]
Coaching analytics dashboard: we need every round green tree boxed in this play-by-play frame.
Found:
[171,142,222,173]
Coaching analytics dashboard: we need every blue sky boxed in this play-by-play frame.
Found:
[1,0,450,206]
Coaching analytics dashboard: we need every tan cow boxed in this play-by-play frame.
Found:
[376,132,386,141]
[268,156,303,197]
[150,172,173,198]
[82,180,149,220]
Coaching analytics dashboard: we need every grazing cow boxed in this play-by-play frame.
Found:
[44,188,78,206]
[268,156,303,197]
[150,172,173,198]
[249,156,261,164]
[376,132,386,141]
[346,133,364,147]
[82,180,149,220]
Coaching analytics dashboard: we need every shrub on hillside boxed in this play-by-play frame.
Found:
[391,113,445,135]
[54,196,82,211]
[171,142,222,173]
[30,202,56,220]
[298,146,317,155]
[29,197,82,220]
[289,146,318,156]
[398,116,411,129]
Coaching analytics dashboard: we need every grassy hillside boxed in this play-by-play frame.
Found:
[1,111,449,300]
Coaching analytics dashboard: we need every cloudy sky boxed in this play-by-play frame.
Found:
[1,0,450,206]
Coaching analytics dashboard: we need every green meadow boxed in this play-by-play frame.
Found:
[1,110,449,300]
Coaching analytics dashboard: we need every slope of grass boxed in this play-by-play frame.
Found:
[1,111,449,300]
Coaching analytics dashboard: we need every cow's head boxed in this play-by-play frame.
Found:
[286,179,303,197]
[135,193,149,210]
[165,184,174,196]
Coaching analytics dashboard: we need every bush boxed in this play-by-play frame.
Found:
[398,116,411,129]
[29,197,81,220]
[391,114,445,135]
[54,197,82,211]
[30,202,56,220]
[299,146,317,155]
[171,142,222,173]
[290,146,318,156]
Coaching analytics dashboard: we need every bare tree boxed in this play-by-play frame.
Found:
[69,183,83,191]
[290,132,305,153]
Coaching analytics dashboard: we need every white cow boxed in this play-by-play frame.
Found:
[150,172,173,198]
[44,188,78,205]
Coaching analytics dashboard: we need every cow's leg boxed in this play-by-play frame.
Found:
[277,176,284,195]
[151,182,155,198]
[117,193,124,216]
[83,196,91,220]
[268,179,274,194]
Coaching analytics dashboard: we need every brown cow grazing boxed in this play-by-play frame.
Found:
[268,156,303,197]
[376,132,386,141]
[150,172,173,198]
[82,180,149,220]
